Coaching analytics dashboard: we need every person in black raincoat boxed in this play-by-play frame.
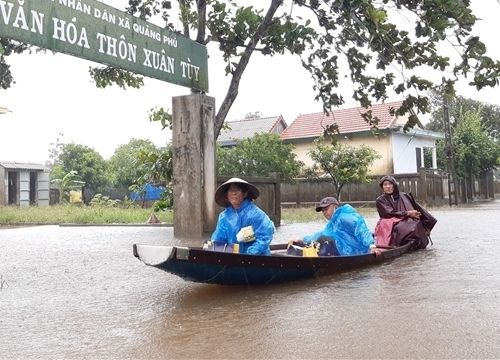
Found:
[375,175,437,249]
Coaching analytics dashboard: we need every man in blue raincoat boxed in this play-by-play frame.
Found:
[210,178,275,255]
[302,197,376,256]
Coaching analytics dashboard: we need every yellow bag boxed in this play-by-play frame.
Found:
[286,241,319,257]
[302,246,319,257]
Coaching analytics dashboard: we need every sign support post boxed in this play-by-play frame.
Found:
[172,94,217,239]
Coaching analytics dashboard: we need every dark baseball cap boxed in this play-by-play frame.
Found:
[315,197,339,212]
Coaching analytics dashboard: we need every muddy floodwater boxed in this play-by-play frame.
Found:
[1,201,500,359]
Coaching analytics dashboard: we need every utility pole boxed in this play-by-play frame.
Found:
[442,82,458,206]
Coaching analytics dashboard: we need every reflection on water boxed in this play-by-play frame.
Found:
[1,201,500,359]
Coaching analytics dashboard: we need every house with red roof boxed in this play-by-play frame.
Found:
[217,115,287,147]
[281,101,444,175]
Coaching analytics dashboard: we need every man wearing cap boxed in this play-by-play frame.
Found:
[301,196,376,256]
[210,178,275,255]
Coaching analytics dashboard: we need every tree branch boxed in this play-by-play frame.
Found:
[179,0,191,37]
[214,0,284,138]
[196,0,207,44]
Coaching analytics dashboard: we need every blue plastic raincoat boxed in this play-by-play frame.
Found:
[303,204,374,256]
[211,199,275,255]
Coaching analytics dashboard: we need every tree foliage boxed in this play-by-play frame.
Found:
[2,1,499,138]
[308,140,380,200]
[427,91,500,141]
[0,37,29,90]
[217,133,304,181]
[45,132,65,170]
[107,138,158,189]
[452,110,500,178]
[57,143,109,197]
[131,145,174,210]
[133,145,173,186]
[50,170,85,203]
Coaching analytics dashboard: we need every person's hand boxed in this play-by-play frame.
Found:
[202,240,213,249]
[370,245,382,257]
[407,210,421,219]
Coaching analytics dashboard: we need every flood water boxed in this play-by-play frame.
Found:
[1,201,500,359]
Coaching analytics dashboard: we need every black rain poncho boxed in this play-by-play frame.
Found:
[375,176,437,249]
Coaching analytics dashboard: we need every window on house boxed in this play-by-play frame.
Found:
[423,148,433,168]
[415,147,422,169]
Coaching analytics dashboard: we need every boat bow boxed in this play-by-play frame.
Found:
[133,244,188,265]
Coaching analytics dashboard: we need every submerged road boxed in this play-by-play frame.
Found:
[1,200,499,359]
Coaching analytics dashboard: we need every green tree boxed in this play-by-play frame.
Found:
[308,140,380,200]
[427,91,500,140]
[57,143,109,200]
[45,132,65,170]
[2,1,499,136]
[453,110,500,179]
[49,163,66,184]
[50,170,85,203]
[131,145,174,210]
[217,133,304,181]
[107,138,158,190]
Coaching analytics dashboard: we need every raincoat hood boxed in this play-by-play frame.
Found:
[379,175,400,197]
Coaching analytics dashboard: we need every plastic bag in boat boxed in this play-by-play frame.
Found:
[203,241,239,253]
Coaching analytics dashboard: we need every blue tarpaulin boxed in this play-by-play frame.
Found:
[130,183,164,201]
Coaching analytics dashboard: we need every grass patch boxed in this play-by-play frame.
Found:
[280,205,378,223]
[280,207,324,223]
[0,204,379,226]
[0,205,173,225]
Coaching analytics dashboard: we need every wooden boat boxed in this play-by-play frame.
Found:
[133,242,413,285]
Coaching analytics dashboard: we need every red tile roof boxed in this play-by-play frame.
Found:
[281,101,404,140]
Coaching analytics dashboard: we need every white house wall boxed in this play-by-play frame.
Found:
[391,133,436,174]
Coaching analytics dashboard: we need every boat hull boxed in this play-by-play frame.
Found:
[133,242,413,285]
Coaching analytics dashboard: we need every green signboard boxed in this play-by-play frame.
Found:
[0,0,208,91]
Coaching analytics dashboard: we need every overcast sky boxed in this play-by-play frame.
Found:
[1,0,499,164]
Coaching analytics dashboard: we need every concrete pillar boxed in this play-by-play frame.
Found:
[432,147,438,170]
[420,147,425,170]
[172,94,217,239]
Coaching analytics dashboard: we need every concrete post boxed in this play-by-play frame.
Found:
[172,94,217,239]
[432,147,438,170]
[419,147,425,170]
